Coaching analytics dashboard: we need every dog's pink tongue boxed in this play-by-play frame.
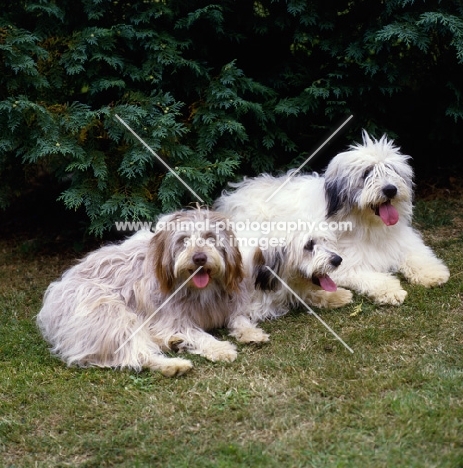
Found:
[318,275,337,292]
[192,270,210,288]
[378,201,399,226]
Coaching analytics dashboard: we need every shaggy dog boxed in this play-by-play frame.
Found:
[214,175,354,321]
[250,230,352,320]
[217,131,449,306]
[37,209,269,377]
[323,131,449,304]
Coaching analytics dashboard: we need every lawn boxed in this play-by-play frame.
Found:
[1,193,462,467]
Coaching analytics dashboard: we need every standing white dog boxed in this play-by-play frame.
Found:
[37,208,268,377]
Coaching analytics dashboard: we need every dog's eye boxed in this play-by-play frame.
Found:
[363,167,373,180]
[304,240,315,251]
[177,235,189,246]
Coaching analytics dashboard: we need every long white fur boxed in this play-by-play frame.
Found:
[214,174,353,320]
[37,209,269,377]
[323,131,449,304]
[216,131,449,306]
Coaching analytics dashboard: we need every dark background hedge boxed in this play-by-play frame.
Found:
[1,0,462,237]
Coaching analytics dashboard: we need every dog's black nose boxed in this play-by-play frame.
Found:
[192,252,207,266]
[330,254,343,267]
[382,184,397,199]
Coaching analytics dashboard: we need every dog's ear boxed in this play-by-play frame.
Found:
[325,177,345,218]
[253,247,285,291]
[150,228,175,294]
[209,211,244,292]
[223,233,244,292]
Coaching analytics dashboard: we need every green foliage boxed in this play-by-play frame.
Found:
[1,0,462,235]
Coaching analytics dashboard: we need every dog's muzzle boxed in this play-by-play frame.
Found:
[189,252,211,288]
[372,185,399,226]
[382,184,397,199]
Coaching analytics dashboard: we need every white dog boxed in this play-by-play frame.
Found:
[323,131,449,304]
[217,131,449,306]
[215,174,354,321]
[37,208,269,377]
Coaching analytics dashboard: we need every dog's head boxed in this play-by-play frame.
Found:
[151,208,243,294]
[324,131,414,225]
[254,231,342,293]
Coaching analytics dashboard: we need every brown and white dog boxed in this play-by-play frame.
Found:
[37,208,268,377]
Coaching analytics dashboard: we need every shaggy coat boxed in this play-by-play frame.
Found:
[323,131,449,304]
[214,173,353,320]
[216,131,449,306]
[37,209,269,377]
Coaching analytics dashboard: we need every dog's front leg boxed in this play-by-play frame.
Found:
[228,314,270,344]
[175,329,238,363]
[305,288,353,309]
[334,271,407,305]
[399,237,449,287]
[145,355,194,377]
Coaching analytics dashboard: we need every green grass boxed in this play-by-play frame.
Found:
[1,197,463,467]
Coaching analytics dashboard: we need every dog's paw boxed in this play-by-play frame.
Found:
[307,288,353,309]
[401,255,450,287]
[326,288,353,308]
[157,358,193,377]
[350,274,407,306]
[408,264,450,288]
[373,288,407,306]
[167,335,184,352]
[202,341,238,363]
[232,327,270,344]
